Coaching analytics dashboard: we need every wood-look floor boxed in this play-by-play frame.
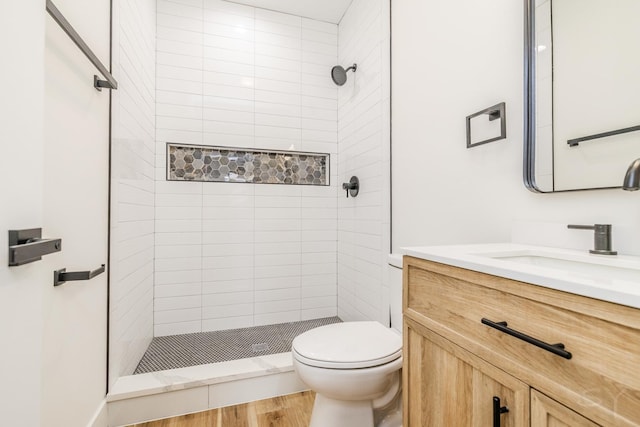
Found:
[130,391,315,427]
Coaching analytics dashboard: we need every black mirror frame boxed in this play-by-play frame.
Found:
[523,0,542,193]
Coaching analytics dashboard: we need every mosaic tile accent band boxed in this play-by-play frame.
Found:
[167,143,329,185]
[134,317,342,374]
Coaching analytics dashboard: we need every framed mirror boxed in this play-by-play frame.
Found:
[524,0,640,192]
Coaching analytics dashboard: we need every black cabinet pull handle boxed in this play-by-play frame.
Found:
[481,318,572,359]
[493,396,509,427]
[54,264,105,286]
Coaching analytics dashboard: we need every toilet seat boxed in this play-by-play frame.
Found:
[292,321,402,369]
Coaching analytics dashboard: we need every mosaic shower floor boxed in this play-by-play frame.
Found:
[134,317,342,374]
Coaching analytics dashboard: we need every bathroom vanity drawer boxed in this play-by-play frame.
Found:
[404,256,640,427]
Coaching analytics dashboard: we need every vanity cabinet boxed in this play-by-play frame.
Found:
[405,319,528,426]
[402,256,640,427]
[531,389,599,427]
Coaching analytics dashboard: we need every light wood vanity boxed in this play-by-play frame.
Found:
[402,256,640,426]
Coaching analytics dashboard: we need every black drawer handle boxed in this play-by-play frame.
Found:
[493,396,509,427]
[481,318,572,360]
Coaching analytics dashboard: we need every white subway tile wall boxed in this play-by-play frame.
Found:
[337,0,391,323]
[155,0,339,335]
[110,0,157,385]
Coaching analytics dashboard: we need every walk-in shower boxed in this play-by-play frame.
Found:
[109,0,391,411]
[331,63,357,86]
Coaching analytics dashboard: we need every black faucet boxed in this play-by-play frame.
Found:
[567,224,617,255]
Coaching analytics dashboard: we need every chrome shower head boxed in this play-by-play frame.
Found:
[622,158,640,191]
[331,63,357,86]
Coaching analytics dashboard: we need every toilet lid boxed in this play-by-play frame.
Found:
[292,321,402,369]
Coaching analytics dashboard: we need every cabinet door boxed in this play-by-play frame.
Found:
[531,390,600,427]
[404,319,529,426]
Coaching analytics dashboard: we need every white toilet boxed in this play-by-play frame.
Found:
[292,254,404,427]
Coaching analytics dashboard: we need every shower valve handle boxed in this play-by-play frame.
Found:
[342,176,359,198]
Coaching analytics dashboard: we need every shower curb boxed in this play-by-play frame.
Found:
[107,352,307,426]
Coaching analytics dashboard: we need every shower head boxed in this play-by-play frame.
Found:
[331,63,357,86]
[623,158,640,191]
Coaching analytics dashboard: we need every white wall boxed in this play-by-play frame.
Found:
[153,0,339,335]
[336,0,391,323]
[110,0,157,385]
[0,2,45,426]
[392,0,640,256]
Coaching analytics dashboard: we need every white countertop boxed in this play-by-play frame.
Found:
[402,243,640,310]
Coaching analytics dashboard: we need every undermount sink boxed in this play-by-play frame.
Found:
[476,249,640,283]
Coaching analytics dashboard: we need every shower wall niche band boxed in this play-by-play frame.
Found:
[167,143,329,186]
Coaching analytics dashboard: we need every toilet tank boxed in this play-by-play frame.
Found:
[387,254,403,332]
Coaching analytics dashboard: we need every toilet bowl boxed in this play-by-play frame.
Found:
[292,254,404,427]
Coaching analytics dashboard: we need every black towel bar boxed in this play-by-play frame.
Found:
[54,264,105,287]
[567,125,640,147]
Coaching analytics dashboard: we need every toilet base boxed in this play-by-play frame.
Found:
[309,394,374,427]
